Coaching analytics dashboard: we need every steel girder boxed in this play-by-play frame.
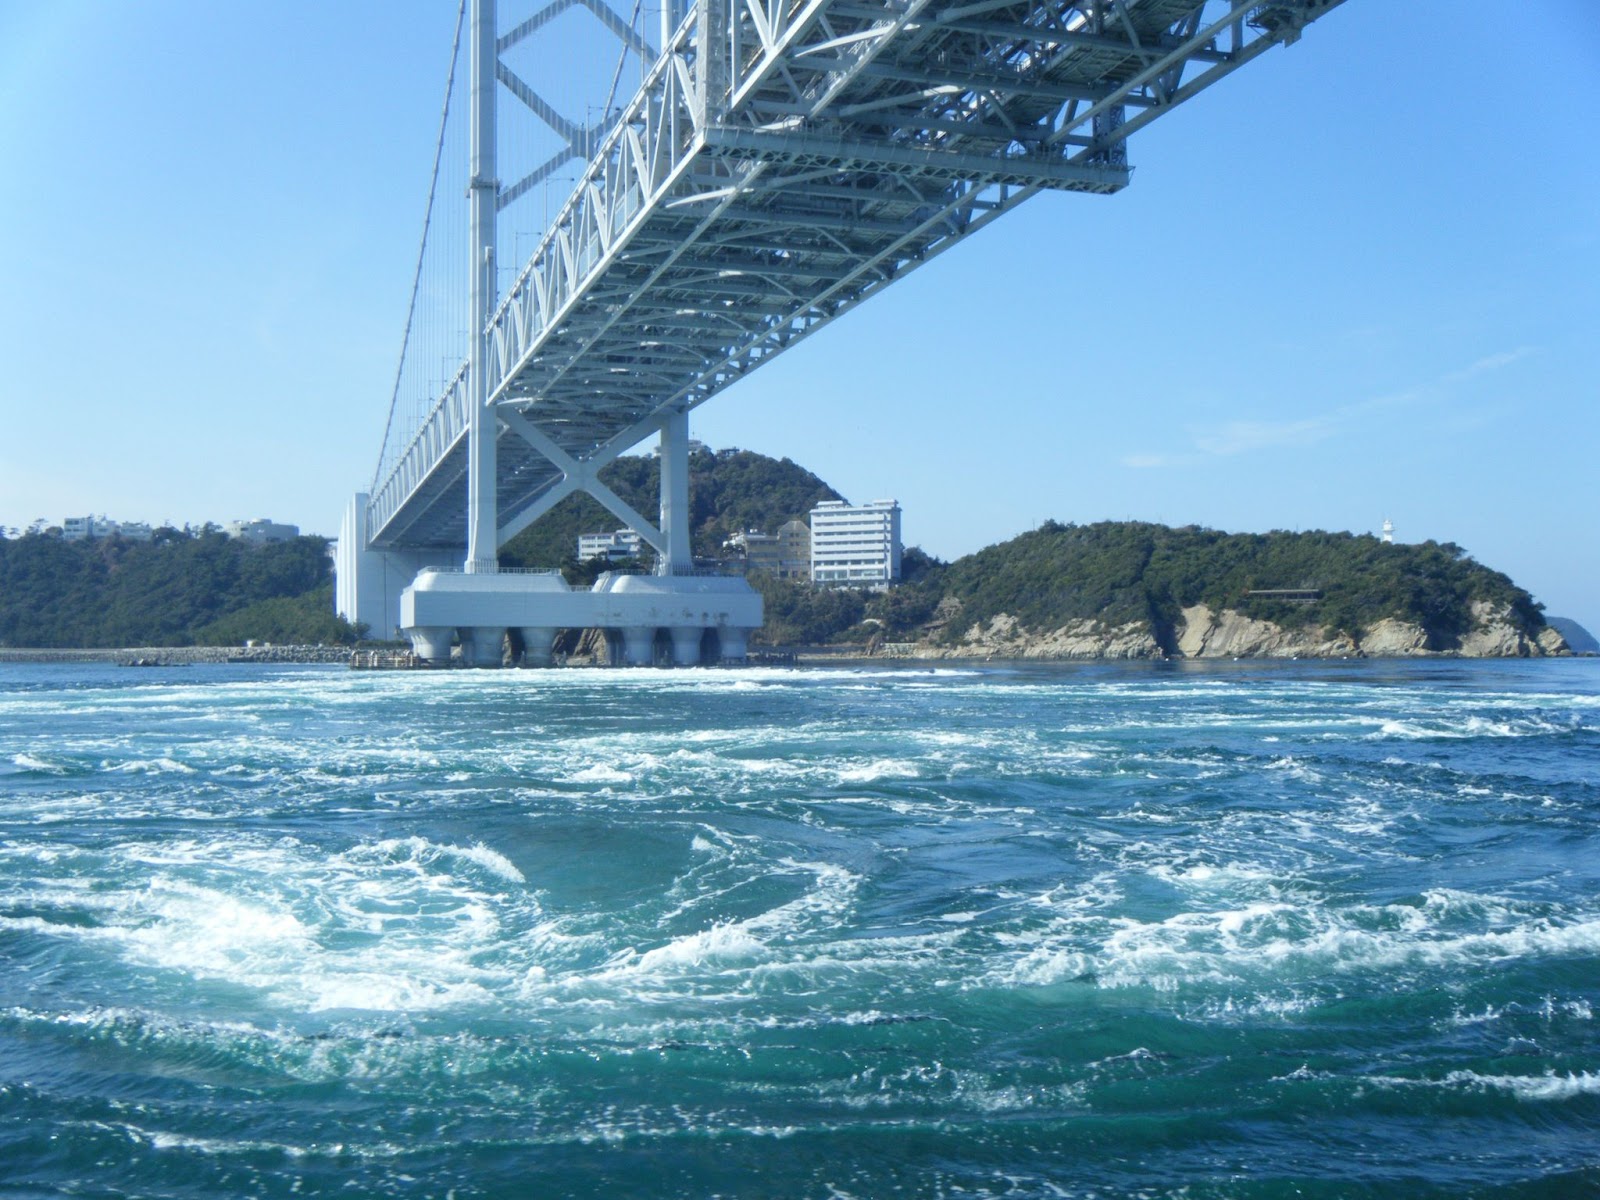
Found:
[367,0,1346,551]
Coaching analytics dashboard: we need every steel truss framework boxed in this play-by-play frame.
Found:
[367,0,1345,552]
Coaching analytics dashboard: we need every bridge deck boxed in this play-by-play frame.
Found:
[368,0,1342,551]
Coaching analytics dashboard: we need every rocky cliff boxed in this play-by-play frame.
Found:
[937,612,1163,659]
[912,599,1569,660]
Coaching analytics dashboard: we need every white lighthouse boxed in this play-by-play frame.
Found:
[1381,518,1395,544]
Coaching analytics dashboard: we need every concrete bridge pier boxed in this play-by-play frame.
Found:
[620,626,656,666]
[669,626,703,666]
[409,627,455,664]
[518,626,557,667]
[717,627,749,662]
[461,626,506,667]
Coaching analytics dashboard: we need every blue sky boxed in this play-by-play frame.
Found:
[2,1,1596,630]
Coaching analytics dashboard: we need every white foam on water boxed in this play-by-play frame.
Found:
[1190,991,1322,1020]
[565,763,634,784]
[1418,887,1515,924]
[548,858,871,1001]
[1453,1070,1600,1101]
[440,841,526,883]
[107,756,197,775]
[1,829,544,1015]
[133,1128,305,1158]
[130,1123,414,1160]
[1444,1004,1504,1027]
[992,880,1600,995]
[1372,711,1578,741]
[836,759,920,783]
[633,922,769,971]
[1359,1069,1600,1103]
[9,752,61,772]
[1147,861,1280,891]
[119,878,317,978]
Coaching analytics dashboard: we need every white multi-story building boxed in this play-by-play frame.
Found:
[809,499,901,587]
[226,518,299,544]
[577,528,644,562]
[61,516,98,541]
[60,515,152,541]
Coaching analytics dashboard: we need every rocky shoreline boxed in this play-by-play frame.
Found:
[0,600,1576,670]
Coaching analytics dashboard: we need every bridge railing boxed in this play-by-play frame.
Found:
[484,10,703,409]
[367,360,471,542]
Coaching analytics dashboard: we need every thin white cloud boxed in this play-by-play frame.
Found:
[1122,453,1183,469]
[1125,348,1538,468]
[1192,414,1340,457]
[1442,346,1538,385]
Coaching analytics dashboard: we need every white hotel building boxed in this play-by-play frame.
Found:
[577,528,645,562]
[809,499,901,587]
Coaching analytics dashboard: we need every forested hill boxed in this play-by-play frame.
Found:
[0,529,358,649]
[752,519,1551,649]
[905,521,1546,646]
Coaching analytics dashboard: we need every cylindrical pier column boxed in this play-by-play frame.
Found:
[621,626,656,666]
[518,627,556,667]
[407,627,454,664]
[669,626,703,666]
[461,626,506,667]
[717,628,748,662]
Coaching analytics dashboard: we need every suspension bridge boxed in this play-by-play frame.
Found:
[335,0,1347,665]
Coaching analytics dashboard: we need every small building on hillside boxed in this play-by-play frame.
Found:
[728,518,812,579]
[772,518,812,578]
[726,529,776,568]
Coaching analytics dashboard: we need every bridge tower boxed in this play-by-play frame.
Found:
[339,0,758,664]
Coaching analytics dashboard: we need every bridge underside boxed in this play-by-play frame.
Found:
[365,0,1345,555]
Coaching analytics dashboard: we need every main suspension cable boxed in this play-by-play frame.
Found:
[371,0,469,496]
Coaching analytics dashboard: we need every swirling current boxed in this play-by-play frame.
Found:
[0,658,1597,1198]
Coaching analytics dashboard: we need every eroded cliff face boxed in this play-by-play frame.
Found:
[1174,599,1570,658]
[911,599,1569,660]
[1175,605,1358,658]
[922,612,1162,659]
[1456,600,1569,657]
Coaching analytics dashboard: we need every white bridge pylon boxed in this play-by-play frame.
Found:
[339,0,1348,661]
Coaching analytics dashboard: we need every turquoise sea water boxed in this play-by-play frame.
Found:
[0,658,1597,1198]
